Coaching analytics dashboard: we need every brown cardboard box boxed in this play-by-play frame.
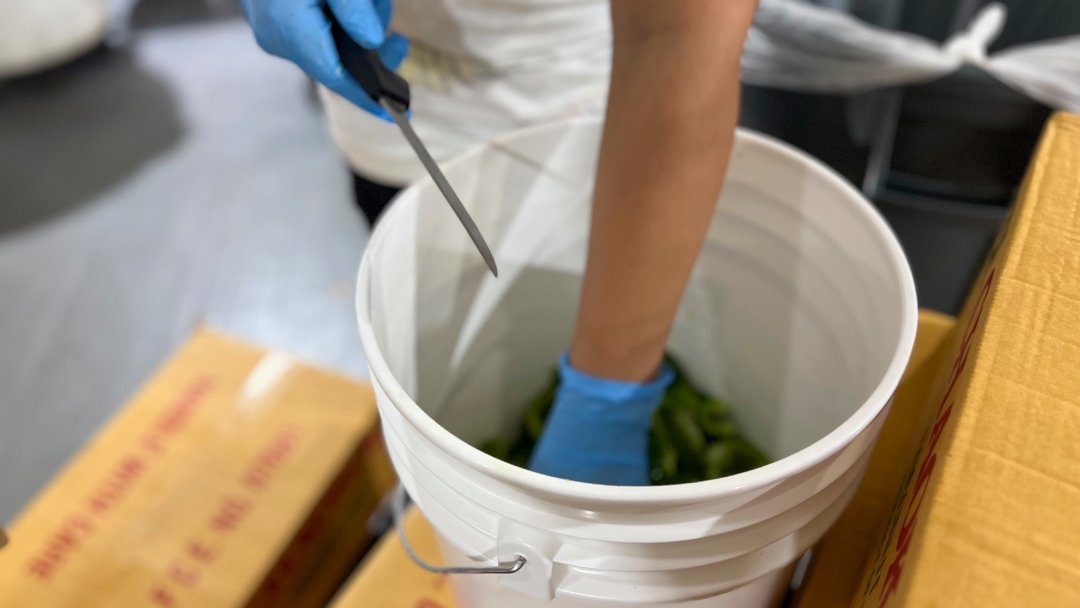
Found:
[799,112,1080,607]
[0,330,396,608]
[330,507,457,608]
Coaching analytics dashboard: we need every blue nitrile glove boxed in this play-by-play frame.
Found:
[241,0,409,119]
[529,354,675,486]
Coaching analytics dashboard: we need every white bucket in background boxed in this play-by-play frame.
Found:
[356,117,917,607]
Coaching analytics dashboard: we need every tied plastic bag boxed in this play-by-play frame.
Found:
[743,1,1080,114]
[0,0,109,78]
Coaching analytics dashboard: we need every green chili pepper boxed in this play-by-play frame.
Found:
[665,379,700,410]
[703,441,736,479]
[649,408,680,483]
[523,383,557,441]
[661,404,705,477]
[660,471,699,486]
[507,436,534,468]
[729,436,770,473]
[479,438,509,461]
[697,398,734,439]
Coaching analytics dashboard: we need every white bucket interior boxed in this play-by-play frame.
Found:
[364,119,913,463]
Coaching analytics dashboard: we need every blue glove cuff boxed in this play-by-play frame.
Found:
[556,354,674,423]
[528,354,674,485]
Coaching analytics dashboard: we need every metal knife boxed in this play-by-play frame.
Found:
[325,8,498,277]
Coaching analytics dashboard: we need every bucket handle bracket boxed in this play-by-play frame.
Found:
[393,483,527,575]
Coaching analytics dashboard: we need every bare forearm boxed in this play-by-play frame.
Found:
[570,0,756,381]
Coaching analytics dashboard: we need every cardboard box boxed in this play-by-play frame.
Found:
[799,112,1080,607]
[330,506,457,608]
[0,330,396,608]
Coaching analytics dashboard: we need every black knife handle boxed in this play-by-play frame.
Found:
[323,5,410,109]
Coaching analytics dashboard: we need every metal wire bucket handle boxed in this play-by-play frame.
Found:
[392,483,527,575]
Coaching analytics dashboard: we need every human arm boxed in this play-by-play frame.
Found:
[529,0,758,484]
[572,0,758,382]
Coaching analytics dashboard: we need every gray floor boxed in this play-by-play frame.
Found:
[0,9,370,521]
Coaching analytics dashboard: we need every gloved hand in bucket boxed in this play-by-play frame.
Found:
[528,355,675,485]
[240,0,409,119]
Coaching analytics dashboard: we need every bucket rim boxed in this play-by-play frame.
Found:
[356,116,918,504]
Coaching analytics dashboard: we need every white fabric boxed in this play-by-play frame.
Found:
[321,0,611,185]
[0,0,109,78]
[744,1,1080,114]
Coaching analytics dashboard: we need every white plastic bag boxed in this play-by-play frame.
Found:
[0,0,109,78]
[743,1,1080,114]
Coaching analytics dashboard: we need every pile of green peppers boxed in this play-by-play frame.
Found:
[478,356,769,485]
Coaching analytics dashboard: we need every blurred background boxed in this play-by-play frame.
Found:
[0,0,1075,521]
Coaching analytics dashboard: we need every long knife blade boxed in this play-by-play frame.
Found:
[381,99,498,278]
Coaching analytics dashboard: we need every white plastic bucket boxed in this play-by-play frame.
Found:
[356,117,917,607]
